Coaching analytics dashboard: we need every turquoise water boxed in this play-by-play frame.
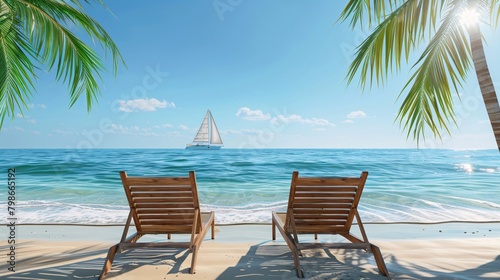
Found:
[1,149,499,224]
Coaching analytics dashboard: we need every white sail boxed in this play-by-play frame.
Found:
[193,113,209,143]
[209,111,223,144]
[186,110,223,149]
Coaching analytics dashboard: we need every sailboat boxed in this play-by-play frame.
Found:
[186,110,223,150]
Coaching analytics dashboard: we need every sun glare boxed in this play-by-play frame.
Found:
[460,8,480,27]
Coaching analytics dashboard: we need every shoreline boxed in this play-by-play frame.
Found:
[7,221,500,240]
[1,222,499,279]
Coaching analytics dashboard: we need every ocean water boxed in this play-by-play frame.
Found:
[1,148,499,225]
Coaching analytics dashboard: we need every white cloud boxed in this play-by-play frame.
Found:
[344,111,367,124]
[224,128,267,135]
[236,107,335,126]
[107,124,136,133]
[271,114,335,127]
[236,107,334,127]
[347,111,366,119]
[15,114,37,124]
[117,98,175,112]
[53,129,79,136]
[178,125,190,131]
[106,123,159,136]
[14,127,25,132]
[153,124,174,129]
[236,107,271,121]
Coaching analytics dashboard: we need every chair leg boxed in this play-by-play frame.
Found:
[272,219,276,240]
[290,247,304,278]
[190,245,198,274]
[211,218,215,239]
[272,212,304,277]
[370,244,390,279]
[99,244,119,280]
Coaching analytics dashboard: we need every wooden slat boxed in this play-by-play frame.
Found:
[131,192,193,198]
[138,214,195,220]
[139,220,193,224]
[126,177,191,185]
[293,214,348,219]
[136,209,195,214]
[294,192,356,198]
[295,225,347,233]
[294,220,347,226]
[295,186,358,192]
[292,209,350,215]
[292,203,353,209]
[295,177,360,186]
[134,203,194,208]
[133,197,195,203]
[129,186,192,192]
[139,225,192,232]
[140,220,193,226]
[293,198,354,204]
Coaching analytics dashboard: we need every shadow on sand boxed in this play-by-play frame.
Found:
[1,241,499,279]
[215,242,387,279]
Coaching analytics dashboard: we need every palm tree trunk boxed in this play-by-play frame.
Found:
[469,23,500,152]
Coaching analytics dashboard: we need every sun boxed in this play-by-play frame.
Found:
[460,8,480,27]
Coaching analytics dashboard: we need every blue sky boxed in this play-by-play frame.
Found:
[1,1,499,149]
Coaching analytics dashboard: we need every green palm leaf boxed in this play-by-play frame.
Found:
[339,0,500,146]
[342,0,445,89]
[0,1,36,125]
[0,0,125,128]
[397,0,472,143]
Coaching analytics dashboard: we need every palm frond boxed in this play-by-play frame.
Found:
[344,0,445,90]
[0,0,125,128]
[396,0,472,143]
[489,0,500,27]
[339,0,393,28]
[0,0,37,125]
[14,0,124,110]
[36,0,124,73]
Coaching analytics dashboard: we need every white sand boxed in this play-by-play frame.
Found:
[0,223,499,279]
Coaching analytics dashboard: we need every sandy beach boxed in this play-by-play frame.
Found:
[0,222,499,279]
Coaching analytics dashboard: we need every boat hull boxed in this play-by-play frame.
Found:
[185,144,222,150]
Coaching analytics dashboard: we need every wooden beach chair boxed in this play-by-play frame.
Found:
[99,171,215,279]
[272,171,390,279]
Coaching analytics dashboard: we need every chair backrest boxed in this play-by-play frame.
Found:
[120,171,202,234]
[285,171,368,234]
